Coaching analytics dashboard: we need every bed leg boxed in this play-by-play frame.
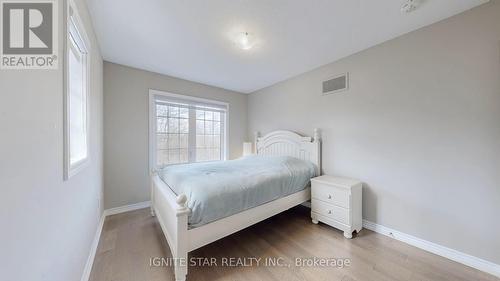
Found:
[174,253,188,281]
[174,194,190,281]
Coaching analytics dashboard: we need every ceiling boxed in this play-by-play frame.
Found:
[86,0,488,93]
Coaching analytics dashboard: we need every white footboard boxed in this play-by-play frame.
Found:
[151,172,311,281]
[151,172,189,281]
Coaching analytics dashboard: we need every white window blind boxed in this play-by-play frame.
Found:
[152,93,227,168]
[68,26,87,165]
[64,4,90,180]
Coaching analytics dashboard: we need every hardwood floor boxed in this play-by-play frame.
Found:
[89,206,498,281]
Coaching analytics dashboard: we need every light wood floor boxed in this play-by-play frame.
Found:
[90,206,498,281]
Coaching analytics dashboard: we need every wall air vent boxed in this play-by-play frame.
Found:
[322,73,349,95]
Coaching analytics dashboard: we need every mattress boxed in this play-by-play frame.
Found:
[157,155,317,228]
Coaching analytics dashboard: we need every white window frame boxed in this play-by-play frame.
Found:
[63,0,91,180]
[148,89,230,171]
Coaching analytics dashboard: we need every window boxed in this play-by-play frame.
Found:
[150,90,228,169]
[64,2,90,179]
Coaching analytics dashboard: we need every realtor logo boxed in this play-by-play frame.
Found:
[1,0,58,69]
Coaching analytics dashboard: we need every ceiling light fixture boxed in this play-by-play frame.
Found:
[401,0,418,13]
[235,32,255,50]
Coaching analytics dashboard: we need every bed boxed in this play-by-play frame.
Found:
[150,129,321,281]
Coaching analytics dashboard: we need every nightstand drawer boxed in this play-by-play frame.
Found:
[311,182,350,208]
[311,199,349,225]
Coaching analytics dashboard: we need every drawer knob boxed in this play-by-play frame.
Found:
[328,194,332,199]
[328,210,332,214]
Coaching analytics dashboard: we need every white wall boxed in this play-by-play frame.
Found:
[103,62,248,209]
[248,1,500,264]
[0,0,103,280]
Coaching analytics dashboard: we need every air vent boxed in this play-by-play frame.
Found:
[322,73,349,95]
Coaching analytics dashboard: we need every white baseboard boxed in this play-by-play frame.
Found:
[362,220,500,278]
[80,213,106,281]
[81,201,151,281]
[103,201,151,217]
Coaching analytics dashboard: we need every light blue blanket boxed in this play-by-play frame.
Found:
[158,155,316,228]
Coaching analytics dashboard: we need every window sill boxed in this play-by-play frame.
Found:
[64,158,90,180]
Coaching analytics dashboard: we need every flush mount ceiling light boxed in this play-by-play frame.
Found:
[234,32,256,50]
[401,0,419,13]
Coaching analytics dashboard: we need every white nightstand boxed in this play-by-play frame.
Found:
[310,175,363,239]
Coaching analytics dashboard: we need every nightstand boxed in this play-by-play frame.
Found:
[310,175,362,239]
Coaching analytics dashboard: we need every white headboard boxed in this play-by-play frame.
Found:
[255,129,321,175]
